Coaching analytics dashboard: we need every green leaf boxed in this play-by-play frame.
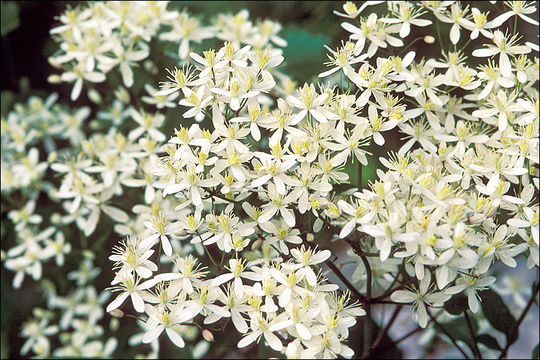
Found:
[1,91,15,116]
[532,343,539,359]
[433,317,478,355]
[479,288,518,345]
[282,27,329,82]
[476,334,501,351]
[444,293,468,315]
[1,2,19,36]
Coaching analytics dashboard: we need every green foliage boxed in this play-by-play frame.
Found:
[1,91,15,116]
[1,2,19,36]
[433,316,478,356]
[479,288,519,345]
[476,333,502,351]
[444,293,468,315]
[282,27,330,83]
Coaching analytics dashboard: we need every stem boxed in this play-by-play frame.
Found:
[357,158,363,190]
[441,86,458,96]
[498,281,539,359]
[203,245,219,269]
[401,37,424,55]
[436,20,444,51]
[464,310,482,359]
[428,309,471,359]
[513,15,518,37]
[359,251,372,357]
[372,277,406,302]
[195,230,219,269]
[324,260,368,303]
[460,38,472,52]
[393,310,442,345]
[80,231,88,249]
[367,304,403,358]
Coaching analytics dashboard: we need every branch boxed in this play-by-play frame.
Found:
[324,260,368,304]
[359,250,373,357]
[498,281,539,359]
[365,304,403,358]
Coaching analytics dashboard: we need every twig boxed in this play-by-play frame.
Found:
[498,281,539,359]
[324,260,369,304]
[366,304,403,358]
[359,250,372,357]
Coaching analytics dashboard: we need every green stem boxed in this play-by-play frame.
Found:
[79,231,88,249]
[401,37,424,55]
[357,158,363,190]
[441,86,459,96]
[460,37,472,52]
[436,20,445,51]
[196,230,219,269]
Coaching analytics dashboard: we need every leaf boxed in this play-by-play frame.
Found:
[1,2,19,36]
[444,293,468,315]
[532,343,539,359]
[282,27,330,82]
[433,317,478,355]
[1,91,15,117]
[476,334,501,351]
[479,288,518,345]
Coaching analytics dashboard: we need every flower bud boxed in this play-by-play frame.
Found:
[202,329,214,342]
[109,309,124,318]
[88,88,102,105]
[424,35,435,44]
[47,74,62,84]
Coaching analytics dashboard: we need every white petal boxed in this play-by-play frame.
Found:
[238,331,260,348]
[106,292,128,313]
[143,325,164,344]
[166,327,185,348]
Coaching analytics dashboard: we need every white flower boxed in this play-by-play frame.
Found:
[391,272,450,328]
[237,312,283,352]
[142,304,193,348]
[491,1,539,27]
[472,30,531,78]
[290,245,331,286]
[141,213,182,257]
[287,83,330,124]
[381,2,432,38]
[60,63,106,101]
[107,270,157,313]
[445,273,496,313]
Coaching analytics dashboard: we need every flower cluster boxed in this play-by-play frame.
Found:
[107,246,364,358]
[330,1,538,327]
[48,2,287,101]
[2,1,538,359]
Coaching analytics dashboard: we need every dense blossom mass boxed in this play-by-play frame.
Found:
[1,1,538,358]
